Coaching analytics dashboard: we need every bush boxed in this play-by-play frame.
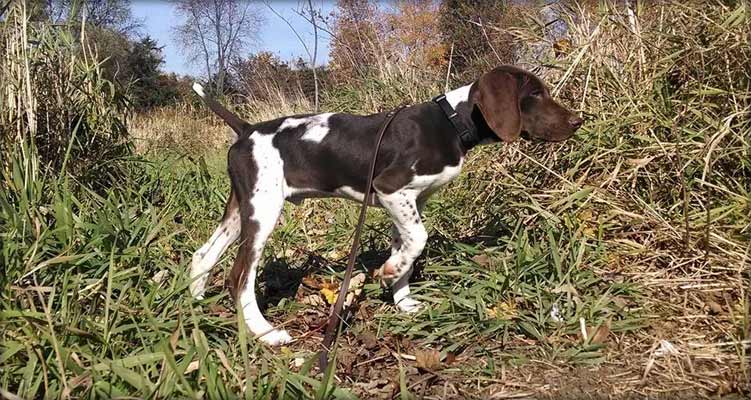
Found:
[0,2,131,191]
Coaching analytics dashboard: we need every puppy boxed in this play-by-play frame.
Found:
[190,66,582,345]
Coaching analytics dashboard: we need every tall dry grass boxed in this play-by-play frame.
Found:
[276,1,751,393]
[477,1,751,388]
[0,1,131,189]
[129,103,230,154]
[130,82,314,155]
[2,1,748,398]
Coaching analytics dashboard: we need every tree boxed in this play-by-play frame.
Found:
[232,51,294,101]
[172,0,264,96]
[385,0,446,73]
[438,0,513,79]
[36,0,143,84]
[265,0,323,111]
[328,0,381,83]
[43,0,142,35]
[126,36,181,109]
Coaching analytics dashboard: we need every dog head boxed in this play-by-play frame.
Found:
[471,65,583,142]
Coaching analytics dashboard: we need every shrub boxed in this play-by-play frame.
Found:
[0,1,131,191]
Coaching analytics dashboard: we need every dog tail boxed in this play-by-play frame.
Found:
[192,82,249,136]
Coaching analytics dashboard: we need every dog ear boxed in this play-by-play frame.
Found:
[475,71,521,142]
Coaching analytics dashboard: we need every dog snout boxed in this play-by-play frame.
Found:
[569,116,583,130]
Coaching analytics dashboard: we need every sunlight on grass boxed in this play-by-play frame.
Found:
[1,1,749,398]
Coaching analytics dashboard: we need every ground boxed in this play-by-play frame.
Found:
[178,146,748,399]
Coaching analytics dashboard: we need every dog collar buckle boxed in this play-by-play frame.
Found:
[432,94,478,149]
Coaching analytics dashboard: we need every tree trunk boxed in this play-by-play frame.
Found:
[308,0,319,112]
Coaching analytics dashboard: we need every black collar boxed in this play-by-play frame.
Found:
[432,94,480,149]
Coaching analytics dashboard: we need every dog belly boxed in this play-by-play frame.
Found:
[284,185,382,206]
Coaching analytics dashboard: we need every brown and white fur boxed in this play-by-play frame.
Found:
[190,66,583,345]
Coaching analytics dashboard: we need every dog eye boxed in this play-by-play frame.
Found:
[530,90,544,97]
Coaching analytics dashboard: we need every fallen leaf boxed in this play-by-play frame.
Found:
[611,296,629,311]
[587,321,611,345]
[344,273,366,307]
[578,209,593,221]
[338,349,357,374]
[184,360,200,374]
[582,226,597,237]
[302,276,323,289]
[151,270,168,284]
[487,300,517,320]
[414,349,442,371]
[326,249,344,260]
[299,294,325,307]
[320,287,338,305]
[349,273,366,290]
[627,156,654,167]
[654,339,679,356]
[552,284,579,295]
[354,379,390,392]
[208,304,228,314]
[360,330,379,350]
[471,254,491,266]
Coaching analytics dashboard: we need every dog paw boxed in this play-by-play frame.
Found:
[259,329,293,346]
[396,297,423,313]
[378,261,404,287]
[189,279,206,300]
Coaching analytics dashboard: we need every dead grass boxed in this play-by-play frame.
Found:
[130,104,231,155]
[130,91,313,155]
[2,1,749,399]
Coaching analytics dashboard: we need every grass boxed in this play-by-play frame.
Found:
[0,145,647,398]
[2,1,750,399]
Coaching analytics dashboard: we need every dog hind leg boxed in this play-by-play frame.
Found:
[227,137,291,346]
[190,192,240,299]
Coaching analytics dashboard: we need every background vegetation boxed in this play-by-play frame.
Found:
[1,0,749,399]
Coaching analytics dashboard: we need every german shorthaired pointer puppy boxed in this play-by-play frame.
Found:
[190,65,583,345]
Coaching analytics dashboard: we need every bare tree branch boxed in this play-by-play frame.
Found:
[263,0,320,111]
[172,0,263,94]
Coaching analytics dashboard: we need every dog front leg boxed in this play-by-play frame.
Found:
[377,190,427,313]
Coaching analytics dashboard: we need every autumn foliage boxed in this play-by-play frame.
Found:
[328,0,527,87]
[328,0,451,84]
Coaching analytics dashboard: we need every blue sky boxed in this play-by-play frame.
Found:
[131,1,335,76]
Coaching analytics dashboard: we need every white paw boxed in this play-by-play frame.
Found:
[258,329,293,346]
[189,278,206,300]
[396,297,423,313]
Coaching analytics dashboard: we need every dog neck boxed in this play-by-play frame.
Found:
[442,83,500,152]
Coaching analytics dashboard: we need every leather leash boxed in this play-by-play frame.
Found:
[319,104,407,371]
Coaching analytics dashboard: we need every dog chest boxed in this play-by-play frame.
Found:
[406,159,464,191]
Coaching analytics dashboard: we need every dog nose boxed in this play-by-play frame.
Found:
[569,117,583,130]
